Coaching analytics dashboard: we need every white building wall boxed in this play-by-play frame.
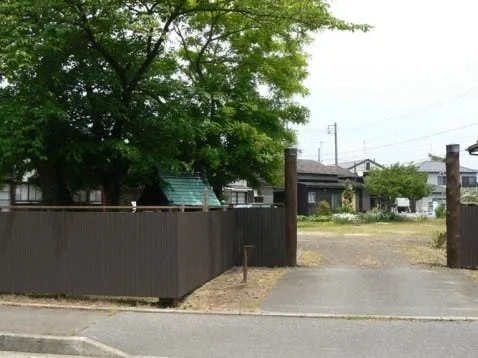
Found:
[0,184,10,210]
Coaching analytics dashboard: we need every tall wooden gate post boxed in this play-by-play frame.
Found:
[285,147,298,266]
[446,144,461,268]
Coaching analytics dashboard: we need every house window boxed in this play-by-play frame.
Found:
[73,190,87,203]
[308,191,316,204]
[89,190,103,204]
[438,175,446,185]
[365,162,371,171]
[15,183,42,203]
[236,192,247,204]
[462,176,476,187]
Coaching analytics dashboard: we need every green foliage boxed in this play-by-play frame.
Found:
[357,209,405,223]
[461,188,478,204]
[337,205,355,214]
[297,215,331,223]
[316,200,332,216]
[364,164,431,212]
[0,0,369,204]
[432,231,447,249]
[434,203,446,219]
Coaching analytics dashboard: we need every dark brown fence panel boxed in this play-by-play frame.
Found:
[176,211,236,297]
[0,212,179,298]
[235,208,287,267]
[0,208,287,299]
[460,204,478,268]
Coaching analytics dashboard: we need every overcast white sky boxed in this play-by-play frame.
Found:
[296,0,478,169]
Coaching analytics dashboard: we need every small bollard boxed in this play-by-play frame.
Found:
[242,245,255,283]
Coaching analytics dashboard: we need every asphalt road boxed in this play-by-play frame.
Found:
[261,267,478,316]
[0,306,108,335]
[84,312,478,358]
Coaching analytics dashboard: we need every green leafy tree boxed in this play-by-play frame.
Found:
[0,0,369,204]
[364,164,431,212]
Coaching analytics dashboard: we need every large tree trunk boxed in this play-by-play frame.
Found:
[102,178,121,206]
[37,161,73,205]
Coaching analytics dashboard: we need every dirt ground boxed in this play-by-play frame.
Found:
[298,226,446,269]
[179,267,286,312]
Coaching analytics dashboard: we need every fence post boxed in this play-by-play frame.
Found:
[202,188,209,212]
[446,144,461,268]
[285,147,297,266]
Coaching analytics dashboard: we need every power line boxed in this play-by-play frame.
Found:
[335,122,478,155]
[343,87,478,132]
[299,128,478,162]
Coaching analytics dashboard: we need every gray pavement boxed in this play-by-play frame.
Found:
[83,312,478,358]
[2,304,478,357]
[0,306,109,335]
[261,267,478,316]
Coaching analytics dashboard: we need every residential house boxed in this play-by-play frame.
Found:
[295,159,364,215]
[415,160,478,214]
[339,158,383,177]
[0,179,102,210]
[222,180,254,205]
[339,158,384,211]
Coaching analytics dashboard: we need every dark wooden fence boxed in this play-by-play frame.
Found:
[0,208,286,299]
[460,204,478,268]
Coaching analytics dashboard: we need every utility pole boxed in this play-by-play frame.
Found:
[327,123,338,166]
[318,141,323,163]
[446,144,461,268]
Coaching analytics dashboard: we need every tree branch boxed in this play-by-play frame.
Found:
[65,0,128,89]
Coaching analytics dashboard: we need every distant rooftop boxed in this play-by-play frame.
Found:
[339,158,383,170]
[297,159,356,177]
[417,160,477,174]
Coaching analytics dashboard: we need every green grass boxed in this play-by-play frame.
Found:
[298,219,445,237]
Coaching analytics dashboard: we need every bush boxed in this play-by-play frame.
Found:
[357,209,410,223]
[332,213,359,224]
[316,200,332,216]
[297,215,332,223]
[435,203,446,218]
[337,205,355,214]
[432,231,446,248]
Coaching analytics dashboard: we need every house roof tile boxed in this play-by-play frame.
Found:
[162,176,221,206]
[417,160,477,174]
[297,159,357,177]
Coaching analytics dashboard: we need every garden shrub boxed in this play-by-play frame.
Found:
[435,203,446,219]
[432,231,446,248]
[337,205,355,214]
[316,200,332,216]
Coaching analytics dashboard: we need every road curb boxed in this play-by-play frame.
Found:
[1,300,478,322]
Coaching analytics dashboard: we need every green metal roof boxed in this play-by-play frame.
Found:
[162,176,221,206]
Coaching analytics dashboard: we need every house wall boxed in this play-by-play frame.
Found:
[0,184,10,211]
[297,184,308,215]
[349,160,382,177]
[261,186,274,205]
[417,170,477,215]
[304,188,342,215]
[360,190,371,212]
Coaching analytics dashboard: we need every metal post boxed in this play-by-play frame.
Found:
[446,144,461,268]
[285,147,297,266]
[243,246,248,283]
